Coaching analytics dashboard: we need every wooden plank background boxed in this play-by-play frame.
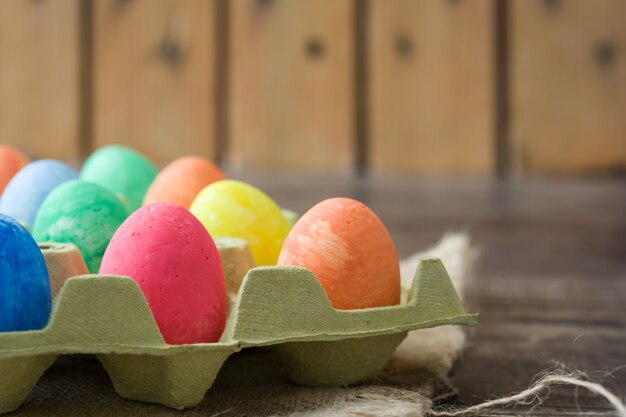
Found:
[229,0,354,173]
[0,0,81,164]
[368,0,494,175]
[93,0,216,165]
[0,0,625,176]
[510,0,626,176]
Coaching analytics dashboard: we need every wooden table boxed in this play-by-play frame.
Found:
[244,174,626,416]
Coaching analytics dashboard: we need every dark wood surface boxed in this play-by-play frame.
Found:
[243,174,626,415]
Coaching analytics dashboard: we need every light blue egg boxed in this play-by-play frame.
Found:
[0,160,78,230]
[0,214,51,332]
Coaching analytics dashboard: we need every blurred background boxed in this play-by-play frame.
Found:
[1,0,624,178]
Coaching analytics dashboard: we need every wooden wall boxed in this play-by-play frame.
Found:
[509,0,626,176]
[92,0,217,163]
[368,0,494,174]
[0,0,624,177]
[0,0,81,162]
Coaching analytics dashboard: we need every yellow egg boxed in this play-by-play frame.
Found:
[190,180,289,266]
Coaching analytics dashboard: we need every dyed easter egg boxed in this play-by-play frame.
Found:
[0,214,51,332]
[278,198,400,310]
[190,180,290,266]
[0,145,29,195]
[100,203,226,344]
[80,145,158,212]
[0,160,78,229]
[32,180,128,273]
[143,156,226,209]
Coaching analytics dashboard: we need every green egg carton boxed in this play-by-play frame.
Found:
[0,242,477,413]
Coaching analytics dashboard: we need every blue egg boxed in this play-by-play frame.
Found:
[0,160,77,229]
[0,214,51,332]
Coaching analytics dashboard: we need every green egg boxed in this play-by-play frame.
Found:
[80,145,158,212]
[33,180,128,273]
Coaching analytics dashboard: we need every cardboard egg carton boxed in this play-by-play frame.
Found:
[0,242,477,413]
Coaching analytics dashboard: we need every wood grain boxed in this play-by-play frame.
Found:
[0,0,81,163]
[368,0,495,175]
[92,0,216,166]
[510,0,626,175]
[228,0,354,173]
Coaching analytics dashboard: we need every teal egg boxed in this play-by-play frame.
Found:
[80,145,158,212]
[33,180,128,273]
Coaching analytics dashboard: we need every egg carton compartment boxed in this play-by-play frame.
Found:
[0,242,477,413]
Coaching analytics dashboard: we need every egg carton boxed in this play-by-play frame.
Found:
[0,242,477,413]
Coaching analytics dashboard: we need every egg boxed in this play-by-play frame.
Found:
[278,198,400,310]
[143,156,226,209]
[190,180,290,266]
[32,180,128,273]
[99,203,226,344]
[0,214,51,331]
[0,145,29,195]
[80,145,158,212]
[0,160,78,230]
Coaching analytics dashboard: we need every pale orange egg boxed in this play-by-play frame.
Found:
[0,145,29,195]
[278,197,400,310]
[143,156,226,209]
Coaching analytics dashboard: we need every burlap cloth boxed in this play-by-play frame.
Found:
[14,235,472,417]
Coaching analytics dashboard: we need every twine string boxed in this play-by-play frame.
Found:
[430,373,626,417]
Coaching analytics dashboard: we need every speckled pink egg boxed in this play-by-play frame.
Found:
[99,202,226,344]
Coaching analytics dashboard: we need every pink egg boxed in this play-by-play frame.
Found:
[100,202,226,344]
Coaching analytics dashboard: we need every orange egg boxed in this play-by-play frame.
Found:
[0,146,29,195]
[143,156,226,208]
[278,197,400,310]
